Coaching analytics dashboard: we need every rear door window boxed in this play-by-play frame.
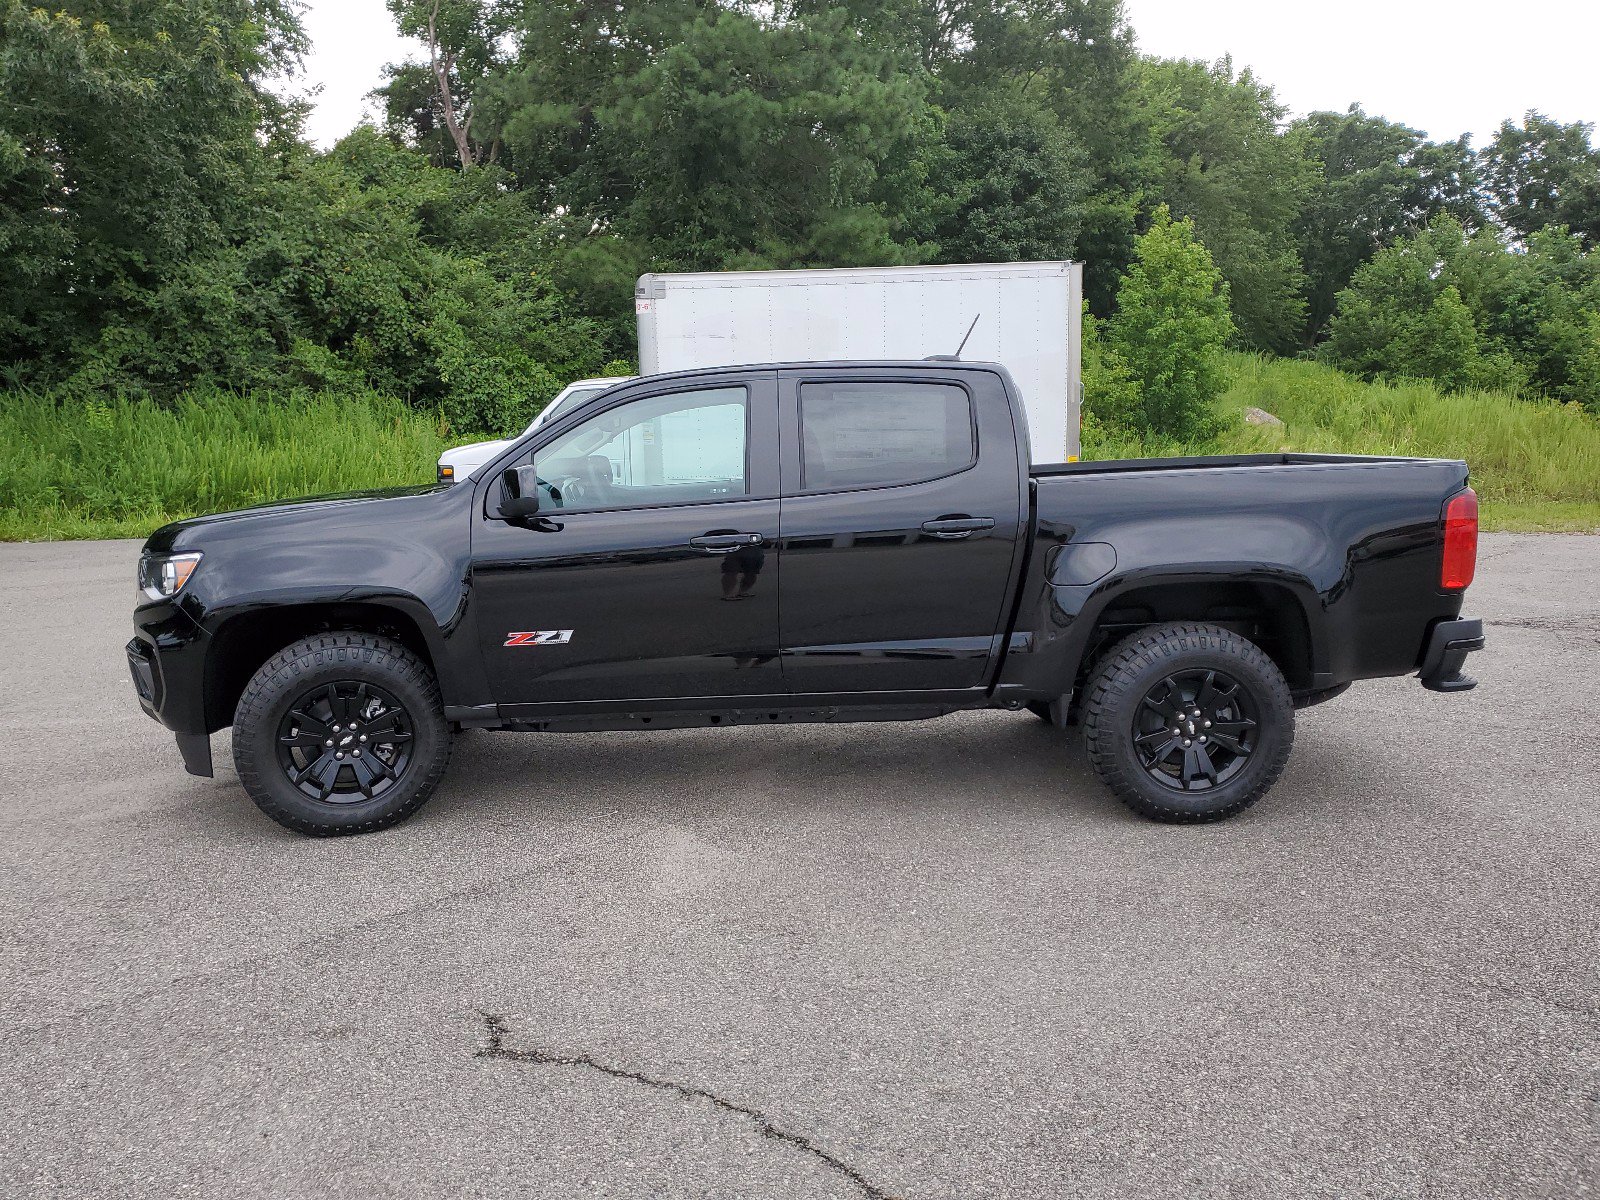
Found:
[799,381,974,491]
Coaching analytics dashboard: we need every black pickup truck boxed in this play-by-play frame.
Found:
[129,361,1483,836]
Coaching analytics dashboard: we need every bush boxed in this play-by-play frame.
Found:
[5,126,619,434]
[1106,208,1235,441]
[1323,218,1600,407]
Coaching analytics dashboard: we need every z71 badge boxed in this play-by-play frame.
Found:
[504,630,574,647]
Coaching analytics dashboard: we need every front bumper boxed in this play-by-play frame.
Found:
[1419,617,1484,693]
[128,601,215,776]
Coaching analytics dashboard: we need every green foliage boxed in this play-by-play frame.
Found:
[1290,106,1482,343]
[1105,209,1234,440]
[1137,58,1309,354]
[10,354,1595,541]
[0,0,305,372]
[1481,112,1600,248]
[1216,355,1600,512]
[1321,243,1484,391]
[913,95,1088,265]
[382,0,519,167]
[1323,216,1600,407]
[1082,353,1600,531]
[8,0,1600,525]
[0,388,451,539]
[1079,310,1143,444]
[606,9,929,269]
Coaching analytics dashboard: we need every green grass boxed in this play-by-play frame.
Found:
[3,357,1597,540]
[0,390,455,541]
[1084,354,1600,533]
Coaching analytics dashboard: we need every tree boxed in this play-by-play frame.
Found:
[1320,223,1485,392]
[1290,106,1481,344]
[1323,216,1599,402]
[913,94,1088,264]
[599,7,929,268]
[782,0,1150,310]
[1106,209,1234,440]
[0,0,306,381]
[1481,112,1600,248]
[1137,57,1310,354]
[380,0,520,168]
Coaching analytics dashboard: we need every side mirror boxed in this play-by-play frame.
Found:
[499,466,541,519]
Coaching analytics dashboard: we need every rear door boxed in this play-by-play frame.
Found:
[470,371,784,709]
[775,366,1026,697]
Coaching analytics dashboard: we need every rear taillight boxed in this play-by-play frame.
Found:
[1441,488,1478,591]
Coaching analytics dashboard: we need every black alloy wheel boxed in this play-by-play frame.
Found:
[275,681,415,803]
[1132,668,1258,792]
[1080,622,1295,824]
[233,631,451,836]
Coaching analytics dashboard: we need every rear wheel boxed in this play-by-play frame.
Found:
[232,632,451,836]
[1081,622,1294,823]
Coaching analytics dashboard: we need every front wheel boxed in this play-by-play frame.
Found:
[1081,623,1294,824]
[232,632,452,836]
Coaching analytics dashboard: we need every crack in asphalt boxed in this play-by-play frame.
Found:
[476,1013,901,1200]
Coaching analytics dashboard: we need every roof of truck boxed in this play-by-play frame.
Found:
[626,359,1010,384]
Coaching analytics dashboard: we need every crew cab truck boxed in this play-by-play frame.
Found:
[128,361,1484,836]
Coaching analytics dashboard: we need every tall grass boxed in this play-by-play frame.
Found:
[3,358,1597,540]
[1084,354,1600,530]
[1214,355,1600,507]
[0,390,454,540]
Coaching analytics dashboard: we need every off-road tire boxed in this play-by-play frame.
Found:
[1081,622,1294,824]
[232,632,451,837]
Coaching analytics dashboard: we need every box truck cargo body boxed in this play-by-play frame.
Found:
[635,262,1084,462]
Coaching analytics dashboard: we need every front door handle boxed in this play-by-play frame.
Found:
[921,516,995,539]
[690,532,764,554]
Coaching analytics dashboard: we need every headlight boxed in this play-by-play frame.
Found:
[139,551,203,601]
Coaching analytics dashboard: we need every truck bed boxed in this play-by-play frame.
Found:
[1003,450,1471,705]
[1031,452,1432,478]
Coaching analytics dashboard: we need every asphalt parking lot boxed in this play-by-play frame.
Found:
[1,533,1596,1199]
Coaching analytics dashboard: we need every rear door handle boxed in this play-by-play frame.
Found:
[690,533,764,554]
[921,517,995,539]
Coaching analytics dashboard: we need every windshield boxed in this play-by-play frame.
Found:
[532,385,609,432]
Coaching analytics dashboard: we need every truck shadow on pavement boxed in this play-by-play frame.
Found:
[419,710,1121,831]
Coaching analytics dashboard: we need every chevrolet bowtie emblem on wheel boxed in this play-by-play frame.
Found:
[504,630,574,647]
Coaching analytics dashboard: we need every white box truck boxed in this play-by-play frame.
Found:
[634,261,1084,462]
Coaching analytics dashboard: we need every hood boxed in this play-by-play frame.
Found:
[143,485,448,552]
[438,438,512,474]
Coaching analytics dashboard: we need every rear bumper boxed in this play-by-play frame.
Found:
[1419,617,1484,693]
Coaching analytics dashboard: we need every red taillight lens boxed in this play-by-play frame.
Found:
[1441,488,1478,591]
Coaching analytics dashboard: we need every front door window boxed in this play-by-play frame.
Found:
[526,387,748,513]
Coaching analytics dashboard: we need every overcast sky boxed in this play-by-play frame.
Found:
[298,0,1598,149]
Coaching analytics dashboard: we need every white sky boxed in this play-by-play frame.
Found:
[298,0,1598,150]
[298,0,421,148]
[1123,0,1599,144]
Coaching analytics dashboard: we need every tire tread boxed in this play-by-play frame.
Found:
[232,632,451,837]
[1081,622,1294,824]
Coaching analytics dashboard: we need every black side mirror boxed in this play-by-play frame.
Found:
[499,466,541,519]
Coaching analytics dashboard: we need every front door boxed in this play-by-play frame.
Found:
[775,367,1024,696]
[471,373,783,710]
